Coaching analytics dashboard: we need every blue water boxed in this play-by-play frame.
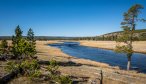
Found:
[49,42,146,73]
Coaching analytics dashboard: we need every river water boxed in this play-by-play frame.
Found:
[49,42,146,73]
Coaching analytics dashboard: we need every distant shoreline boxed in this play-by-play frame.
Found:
[80,44,146,54]
[78,41,146,54]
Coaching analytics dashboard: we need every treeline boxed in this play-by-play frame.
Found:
[1,34,146,41]
[73,35,146,41]
[1,29,146,41]
[0,36,74,40]
[73,29,146,41]
[74,35,118,41]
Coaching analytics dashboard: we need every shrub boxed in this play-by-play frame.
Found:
[20,60,40,77]
[0,40,9,55]
[5,59,41,79]
[12,38,36,59]
[12,38,29,59]
[5,61,20,72]
[56,75,73,84]
[47,59,59,75]
[24,42,37,59]
[29,69,41,79]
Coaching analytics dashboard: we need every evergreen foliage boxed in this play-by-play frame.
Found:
[47,59,59,75]
[11,26,37,59]
[115,4,145,70]
[26,28,37,58]
[47,59,73,84]
[12,25,23,57]
[0,40,9,55]
[56,75,73,84]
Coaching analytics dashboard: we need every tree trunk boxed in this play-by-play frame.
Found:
[127,54,132,70]
[127,59,131,70]
[99,70,103,84]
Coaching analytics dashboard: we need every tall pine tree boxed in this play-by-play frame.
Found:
[27,28,36,43]
[12,25,24,58]
[26,28,36,58]
[12,25,23,45]
[115,4,145,70]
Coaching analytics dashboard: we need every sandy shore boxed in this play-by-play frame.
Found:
[79,41,146,54]
[36,41,146,84]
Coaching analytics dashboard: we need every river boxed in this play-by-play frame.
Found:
[49,42,146,73]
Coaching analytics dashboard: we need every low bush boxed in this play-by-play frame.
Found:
[47,59,59,75]
[5,61,20,72]
[47,59,73,84]
[5,59,41,79]
[20,60,40,78]
[56,75,73,84]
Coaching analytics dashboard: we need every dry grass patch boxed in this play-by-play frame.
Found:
[79,40,146,53]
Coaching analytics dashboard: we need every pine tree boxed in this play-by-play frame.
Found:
[12,25,23,45]
[27,28,36,43]
[12,25,24,58]
[115,4,145,70]
[26,28,36,58]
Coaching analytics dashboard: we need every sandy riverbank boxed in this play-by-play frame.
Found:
[36,40,146,84]
[79,41,146,54]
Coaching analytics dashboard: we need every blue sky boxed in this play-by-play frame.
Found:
[0,0,146,37]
